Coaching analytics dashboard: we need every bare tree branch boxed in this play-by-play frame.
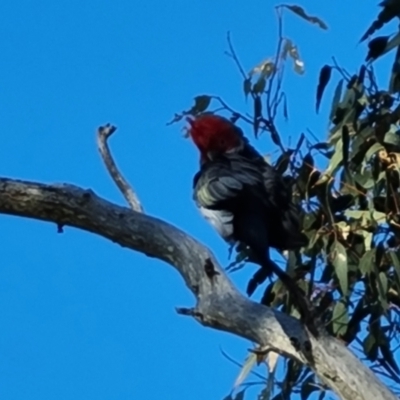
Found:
[0,177,396,400]
[225,31,247,80]
[97,124,144,212]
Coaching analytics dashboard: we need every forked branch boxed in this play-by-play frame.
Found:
[0,175,395,400]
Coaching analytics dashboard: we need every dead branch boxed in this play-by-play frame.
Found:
[0,176,396,400]
[97,124,144,212]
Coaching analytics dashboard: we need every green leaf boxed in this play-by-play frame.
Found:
[360,230,373,251]
[281,360,303,397]
[344,210,365,220]
[257,388,271,400]
[351,126,374,157]
[358,64,366,84]
[342,125,350,168]
[371,211,386,223]
[329,79,343,122]
[366,32,400,62]
[332,301,349,336]
[384,129,400,147]
[243,78,252,99]
[389,46,400,94]
[359,248,376,275]
[389,250,400,283]
[331,241,348,296]
[282,4,328,30]
[317,139,343,184]
[366,36,390,61]
[270,280,285,307]
[286,251,301,276]
[364,142,384,162]
[360,2,400,41]
[354,169,374,189]
[316,65,332,113]
[363,333,378,361]
[303,213,317,231]
[275,150,294,174]
[378,271,388,311]
[254,96,262,118]
[234,390,246,400]
[344,297,370,344]
[192,95,211,114]
[311,142,330,150]
[283,96,289,120]
[253,76,266,94]
[253,97,262,136]
[260,281,276,307]
[379,332,400,374]
[329,84,362,143]
[271,130,282,147]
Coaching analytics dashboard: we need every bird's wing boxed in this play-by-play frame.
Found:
[192,155,265,243]
[239,143,293,210]
[193,155,264,209]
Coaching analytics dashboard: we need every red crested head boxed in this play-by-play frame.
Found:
[186,114,244,159]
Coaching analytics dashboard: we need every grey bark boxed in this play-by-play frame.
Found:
[0,177,396,400]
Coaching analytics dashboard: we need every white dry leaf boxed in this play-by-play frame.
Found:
[289,45,304,74]
[249,58,275,79]
[282,39,305,75]
[294,59,305,74]
[266,351,280,373]
[336,221,350,241]
[233,352,257,389]
[281,38,293,60]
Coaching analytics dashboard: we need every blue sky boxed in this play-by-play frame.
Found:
[0,0,392,399]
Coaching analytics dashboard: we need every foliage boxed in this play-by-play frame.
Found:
[172,2,400,399]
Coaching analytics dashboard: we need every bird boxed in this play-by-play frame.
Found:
[186,113,312,321]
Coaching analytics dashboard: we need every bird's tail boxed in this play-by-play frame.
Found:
[247,257,317,336]
[279,202,308,250]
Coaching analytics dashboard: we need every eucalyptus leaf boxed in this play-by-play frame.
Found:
[384,130,400,147]
[378,271,389,311]
[329,79,343,122]
[234,389,246,400]
[243,78,252,99]
[283,4,328,30]
[389,250,400,283]
[331,241,348,296]
[316,65,332,113]
[234,353,257,390]
[363,333,378,361]
[359,249,376,275]
[332,301,349,336]
[192,95,211,113]
[364,143,384,162]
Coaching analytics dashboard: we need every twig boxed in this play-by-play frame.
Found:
[225,31,248,80]
[211,96,254,124]
[97,124,144,213]
[267,6,285,120]
[331,57,352,81]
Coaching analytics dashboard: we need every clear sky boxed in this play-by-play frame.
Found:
[0,1,392,399]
